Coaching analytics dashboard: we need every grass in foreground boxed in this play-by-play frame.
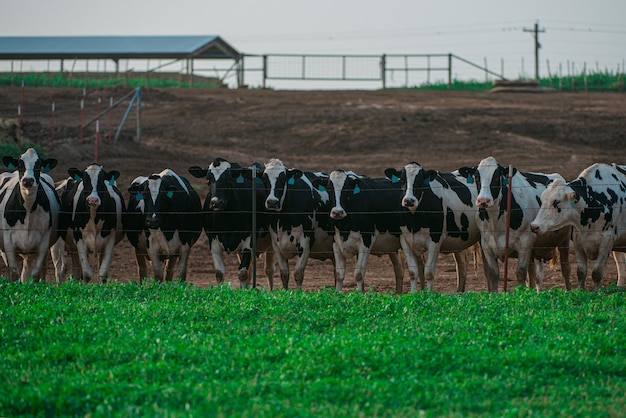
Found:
[1,281,624,417]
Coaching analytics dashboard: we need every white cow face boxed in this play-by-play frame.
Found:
[68,164,120,209]
[262,158,302,211]
[327,170,363,220]
[474,156,508,209]
[530,178,578,234]
[2,148,57,200]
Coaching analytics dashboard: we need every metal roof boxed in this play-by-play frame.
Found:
[0,35,241,60]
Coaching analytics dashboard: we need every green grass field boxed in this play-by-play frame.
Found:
[1,281,625,417]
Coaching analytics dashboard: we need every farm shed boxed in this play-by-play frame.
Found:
[0,35,242,87]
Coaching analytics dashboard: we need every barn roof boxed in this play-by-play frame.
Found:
[0,35,241,60]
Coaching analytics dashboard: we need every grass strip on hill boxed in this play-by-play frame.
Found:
[0,281,624,417]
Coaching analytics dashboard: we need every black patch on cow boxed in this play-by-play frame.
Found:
[438,172,473,207]
[520,172,551,188]
[3,182,54,228]
[445,207,470,241]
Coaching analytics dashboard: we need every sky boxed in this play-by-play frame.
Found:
[2,0,625,89]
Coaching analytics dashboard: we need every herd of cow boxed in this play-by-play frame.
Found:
[1,148,625,292]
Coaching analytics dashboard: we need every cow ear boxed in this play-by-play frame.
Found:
[566,191,579,204]
[287,169,303,185]
[2,156,18,171]
[458,167,475,184]
[425,170,437,183]
[105,170,120,185]
[312,178,326,192]
[68,167,83,182]
[384,168,401,183]
[41,158,57,173]
[188,166,208,179]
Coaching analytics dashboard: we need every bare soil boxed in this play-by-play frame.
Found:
[2,87,625,292]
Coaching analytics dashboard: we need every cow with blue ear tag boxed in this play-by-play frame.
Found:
[188,158,277,289]
[0,147,60,282]
[384,161,480,293]
[260,158,334,290]
[458,156,571,292]
[125,168,202,283]
[50,163,126,283]
[317,169,405,293]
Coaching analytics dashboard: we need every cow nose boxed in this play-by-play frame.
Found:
[476,198,491,208]
[530,224,541,234]
[22,178,34,188]
[87,196,100,207]
[265,197,280,211]
[331,208,346,220]
[402,197,416,208]
[145,213,160,228]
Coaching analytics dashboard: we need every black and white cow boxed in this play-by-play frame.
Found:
[189,158,275,289]
[51,164,126,283]
[530,163,626,290]
[261,158,334,289]
[316,170,404,293]
[0,148,60,282]
[459,156,571,292]
[125,169,202,282]
[385,162,480,292]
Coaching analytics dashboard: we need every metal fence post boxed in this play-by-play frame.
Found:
[448,54,453,90]
[381,54,387,89]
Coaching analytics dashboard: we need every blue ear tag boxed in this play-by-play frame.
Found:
[466,174,474,184]
[391,175,400,183]
[109,178,115,186]
[255,177,263,184]
[353,185,360,195]
[570,200,575,208]
[43,165,51,174]
[318,185,326,192]
[236,174,244,184]
[73,174,82,182]
[7,163,15,171]
[502,178,508,186]
[166,191,174,199]
[136,193,143,201]
[288,177,295,185]
[423,178,430,186]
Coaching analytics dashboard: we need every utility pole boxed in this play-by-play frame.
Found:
[523,21,545,80]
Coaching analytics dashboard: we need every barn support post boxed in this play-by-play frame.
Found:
[238,54,245,88]
[262,55,267,89]
[381,54,387,89]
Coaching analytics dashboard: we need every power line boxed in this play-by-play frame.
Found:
[523,22,546,79]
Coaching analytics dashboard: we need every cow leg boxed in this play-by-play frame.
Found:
[293,239,311,290]
[533,259,545,293]
[173,245,192,281]
[50,238,67,284]
[210,238,227,285]
[263,250,275,290]
[424,242,444,291]
[276,254,290,290]
[590,247,612,292]
[573,234,588,289]
[612,251,626,287]
[515,247,533,289]
[237,248,252,288]
[453,251,468,293]
[75,239,94,283]
[332,242,346,292]
[97,236,117,282]
[400,236,424,292]
[29,237,52,283]
[165,256,178,281]
[481,246,500,292]
[388,252,404,294]
[135,249,149,284]
[354,244,372,293]
[559,240,572,290]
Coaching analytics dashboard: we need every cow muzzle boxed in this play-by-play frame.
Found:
[330,208,346,220]
[21,177,35,189]
[265,197,281,211]
[402,197,417,210]
[530,223,542,234]
[86,196,100,207]
[476,197,492,208]
[145,213,161,229]
[209,197,225,210]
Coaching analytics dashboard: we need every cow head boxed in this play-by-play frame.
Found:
[128,169,189,229]
[324,169,364,220]
[385,162,437,212]
[68,164,120,210]
[530,178,579,234]
[2,148,57,200]
[189,158,263,211]
[262,158,302,211]
[464,156,516,209]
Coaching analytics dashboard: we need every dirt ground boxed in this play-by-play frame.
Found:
[1,86,625,292]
